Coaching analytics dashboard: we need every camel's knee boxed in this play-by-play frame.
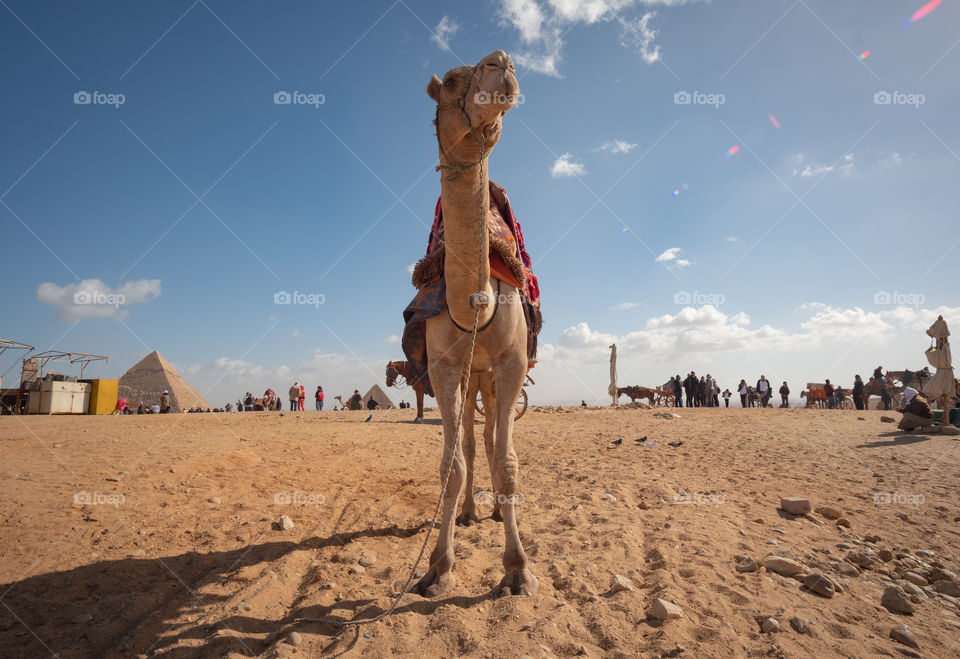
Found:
[440,455,467,494]
[492,456,519,495]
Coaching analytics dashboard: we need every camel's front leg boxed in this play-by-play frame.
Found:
[413,385,424,423]
[414,363,466,598]
[491,355,538,597]
[457,374,481,526]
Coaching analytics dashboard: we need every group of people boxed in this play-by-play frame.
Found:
[666,373,788,409]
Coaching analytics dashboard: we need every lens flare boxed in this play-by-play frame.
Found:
[905,0,941,25]
[858,50,870,60]
[768,114,782,130]
[723,145,740,159]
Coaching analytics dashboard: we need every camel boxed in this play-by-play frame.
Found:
[385,360,428,422]
[617,385,657,406]
[334,395,362,411]
[413,50,536,599]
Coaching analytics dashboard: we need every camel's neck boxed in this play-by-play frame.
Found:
[440,164,492,328]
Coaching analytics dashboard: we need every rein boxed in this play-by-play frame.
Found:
[434,66,494,181]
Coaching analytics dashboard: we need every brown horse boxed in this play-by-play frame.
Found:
[386,360,427,422]
[617,385,657,406]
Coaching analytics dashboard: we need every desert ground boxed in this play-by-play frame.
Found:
[1,406,959,658]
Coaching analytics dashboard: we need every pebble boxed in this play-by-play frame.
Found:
[72,613,93,624]
[929,567,957,582]
[934,580,960,597]
[890,623,918,648]
[128,549,145,558]
[736,558,759,573]
[804,572,836,598]
[902,571,928,587]
[847,549,880,570]
[286,631,302,647]
[610,574,635,593]
[760,617,780,633]
[879,549,895,562]
[815,506,842,520]
[602,493,616,502]
[238,602,252,612]
[650,598,683,621]
[836,517,852,528]
[880,416,896,423]
[789,617,813,635]
[349,566,366,575]
[780,497,811,515]
[894,648,922,658]
[882,585,917,614]
[207,497,221,504]
[279,515,294,531]
[358,551,377,567]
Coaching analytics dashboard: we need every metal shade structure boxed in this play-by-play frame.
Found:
[30,350,108,379]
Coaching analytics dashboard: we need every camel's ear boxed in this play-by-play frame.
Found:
[427,74,443,102]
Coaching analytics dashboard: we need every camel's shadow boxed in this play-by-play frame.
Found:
[856,431,942,448]
[0,520,501,658]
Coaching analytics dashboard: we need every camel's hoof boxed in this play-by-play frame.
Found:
[456,511,480,527]
[412,417,423,424]
[491,507,503,523]
[497,569,538,597]
[414,570,456,598]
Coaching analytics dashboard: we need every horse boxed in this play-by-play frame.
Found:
[617,385,657,406]
[386,360,426,422]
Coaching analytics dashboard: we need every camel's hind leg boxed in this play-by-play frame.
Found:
[491,354,538,597]
[457,374,481,526]
[414,363,466,598]
[477,374,502,521]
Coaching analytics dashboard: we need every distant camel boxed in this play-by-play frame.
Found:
[617,385,657,405]
[334,395,362,411]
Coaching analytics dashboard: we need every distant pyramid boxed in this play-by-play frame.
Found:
[118,351,210,412]
[362,384,395,410]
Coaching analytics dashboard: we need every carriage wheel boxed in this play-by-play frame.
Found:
[841,399,854,410]
[476,388,528,420]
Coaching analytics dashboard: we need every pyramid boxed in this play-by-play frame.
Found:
[362,384,395,410]
[118,351,210,412]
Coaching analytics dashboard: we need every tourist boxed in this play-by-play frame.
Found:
[898,388,933,430]
[684,372,697,407]
[779,382,790,408]
[315,386,324,411]
[852,375,865,410]
[150,403,160,414]
[298,383,306,411]
[672,375,683,407]
[159,390,171,414]
[738,380,748,407]
[704,374,714,407]
[873,365,884,382]
[722,388,732,407]
[225,402,233,412]
[580,399,587,407]
[289,382,300,411]
[756,375,771,408]
[836,385,846,408]
[880,385,892,410]
[712,378,720,407]
[698,376,707,408]
[244,392,254,411]
[824,379,835,410]
[367,397,380,410]
[349,389,363,410]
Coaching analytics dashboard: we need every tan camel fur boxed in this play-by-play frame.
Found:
[414,50,536,598]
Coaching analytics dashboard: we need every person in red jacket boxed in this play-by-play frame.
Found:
[315,386,324,411]
[298,384,306,411]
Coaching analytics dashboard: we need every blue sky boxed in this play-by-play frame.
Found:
[2,0,958,406]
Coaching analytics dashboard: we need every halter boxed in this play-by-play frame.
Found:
[434,65,495,181]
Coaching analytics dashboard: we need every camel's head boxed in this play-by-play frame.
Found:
[386,362,399,387]
[428,50,519,168]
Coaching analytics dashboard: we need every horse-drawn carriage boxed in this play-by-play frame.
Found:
[802,383,853,409]
[616,381,675,406]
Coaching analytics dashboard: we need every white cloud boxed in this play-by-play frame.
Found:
[386,334,401,344]
[551,153,586,178]
[879,152,903,167]
[36,278,161,322]
[407,263,416,275]
[726,235,740,242]
[793,153,854,178]
[610,301,644,311]
[655,247,681,262]
[618,12,660,63]
[497,0,690,76]
[595,139,637,154]
[431,15,460,52]
[291,329,301,337]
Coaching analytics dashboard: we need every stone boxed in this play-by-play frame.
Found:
[804,572,836,598]
[760,617,780,633]
[72,613,93,624]
[238,602,252,612]
[602,493,617,502]
[207,497,221,504]
[934,580,960,597]
[902,571,928,587]
[836,517,852,528]
[929,567,957,582]
[882,586,917,614]
[881,416,896,423]
[357,551,376,567]
[759,555,806,577]
[915,550,935,559]
[286,631,302,647]
[349,566,366,575]
[835,562,860,577]
[610,574,635,593]
[894,648,922,658]
[780,497,811,515]
[279,515,294,531]
[898,581,927,601]
[815,506,842,520]
[847,549,880,569]
[650,598,683,621]
[789,617,813,635]
[736,558,759,573]
[879,549,895,562]
[128,549,145,557]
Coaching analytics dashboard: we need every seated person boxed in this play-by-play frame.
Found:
[898,387,934,430]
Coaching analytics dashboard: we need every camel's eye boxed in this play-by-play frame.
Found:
[444,76,456,88]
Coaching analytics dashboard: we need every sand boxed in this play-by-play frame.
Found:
[1,407,959,658]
